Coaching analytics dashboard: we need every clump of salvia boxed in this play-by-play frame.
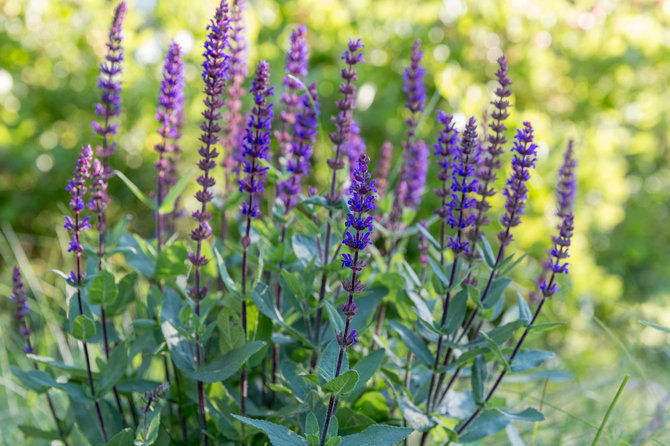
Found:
[6,2,577,445]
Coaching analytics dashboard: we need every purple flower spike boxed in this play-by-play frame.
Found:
[403,40,427,118]
[346,121,366,180]
[276,25,309,161]
[238,61,274,219]
[540,212,574,297]
[10,267,32,352]
[277,82,319,211]
[88,158,107,234]
[375,141,393,197]
[497,122,538,247]
[64,145,93,284]
[556,140,577,220]
[189,0,230,300]
[327,39,364,202]
[434,112,459,212]
[469,55,513,243]
[445,117,480,255]
[92,1,127,179]
[155,41,185,244]
[221,0,248,183]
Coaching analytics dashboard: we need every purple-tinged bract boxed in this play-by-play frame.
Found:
[497,122,538,247]
[92,1,127,178]
[445,117,480,254]
[238,61,274,218]
[277,82,319,211]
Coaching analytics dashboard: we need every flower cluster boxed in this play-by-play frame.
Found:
[189,0,230,274]
[556,140,577,219]
[346,121,366,179]
[10,267,32,352]
[276,25,309,159]
[341,154,376,292]
[92,1,127,178]
[374,141,393,196]
[277,82,319,211]
[403,40,427,119]
[221,0,248,180]
[469,56,512,241]
[445,117,480,254]
[434,112,459,216]
[497,122,538,247]
[64,145,93,265]
[238,61,274,218]
[327,39,364,201]
[88,159,107,234]
[142,383,170,414]
[540,211,574,298]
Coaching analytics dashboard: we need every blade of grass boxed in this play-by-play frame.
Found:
[591,375,628,446]
[593,316,646,379]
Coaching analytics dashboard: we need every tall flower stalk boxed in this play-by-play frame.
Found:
[188,2,230,443]
[457,151,575,434]
[64,145,107,441]
[435,122,539,409]
[313,39,364,354]
[425,117,480,412]
[220,0,247,244]
[10,267,70,446]
[155,41,185,250]
[319,154,376,446]
[238,60,274,420]
[273,83,319,387]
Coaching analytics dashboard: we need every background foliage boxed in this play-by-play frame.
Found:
[1,0,669,444]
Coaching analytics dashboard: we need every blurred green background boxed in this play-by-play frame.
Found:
[1,0,670,444]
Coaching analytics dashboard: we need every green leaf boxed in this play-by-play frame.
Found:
[154,242,189,278]
[89,271,118,305]
[481,332,511,371]
[482,277,512,309]
[397,391,436,432]
[305,412,319,436]
[292,233,321,266]
[347,348,385,396]
[159,169,194,213]
[510,350,555,373]
[465,321,524,349]
[214,247,238,293]
[119,233,156,277]
[640,320,670,334]
[389,320,432,368]
[324,438,342,446]
[18,425,62,441]
[97,343,129,395]
[322,370,359,395]
[517,292,532,325]
[71,315,96,340]
[471,355,488,404]
[161,321,196,373]
[416,222,441,250]
[319,340,348,383]
[231,415,308,446]
[114,170,156,210]
[281,271,303,300]
[105,428,134,446]
[325,301,345,335]
[136,410,161,445]
[479,235,496,269]
[217,307,245,354]
[458,410,510,442]
[427,256,449,288]
[529,322,565,333]
[106,272,138,317]
[495,407,545,422]
[187,341,264,383]
[443,288,469,335]
[338,425,413,446]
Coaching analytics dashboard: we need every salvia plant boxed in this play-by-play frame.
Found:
[6,2,578,445]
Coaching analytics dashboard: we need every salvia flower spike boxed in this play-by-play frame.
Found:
[321,153,376,446]
[374,141,393,197]
[10,266,31,353]
[346,121,366,180]
[276,24,309,162]
[398,39,428,208]
[434,111,459,262]
[497,122,539,247]
[221,0,248,184]
[92,1,127,179]
[277,82,319,212]
[155,41,185,248]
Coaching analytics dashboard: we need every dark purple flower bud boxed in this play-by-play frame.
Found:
[443,118,480,255]
[189,0,230,278]
[142,383,170,414]
[88,159,107,233]
[237,61,274,219]
[10,267,32,350]
[277,82,319,211]
[497,122,538,247]
[539,212,574,297]
[375,141,393,197]
[92,1,127,179]
[403,40,427,117]
[327,39,364,202]
[341,300,358,318]
[275,24,309,160]
[336,329,358,347]
[221,0,248,182]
